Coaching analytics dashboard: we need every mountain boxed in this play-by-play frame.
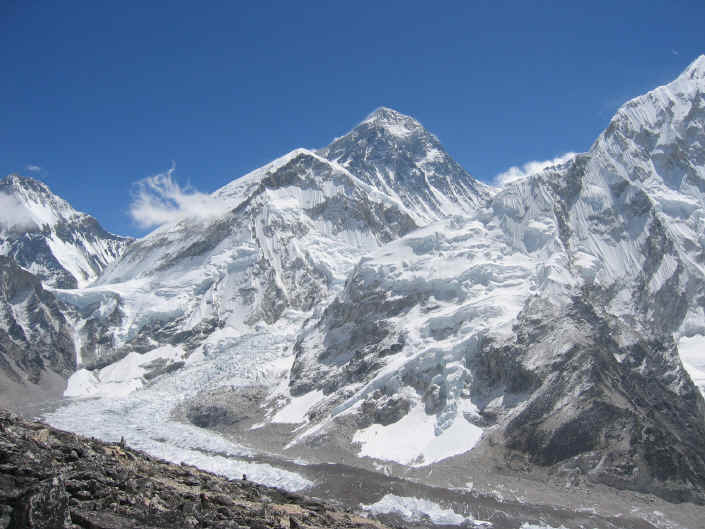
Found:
[0,175,132,406]
[283,56,705,503]
[62,118,487,373]
[0,174,132,289]
[6,57,705,520]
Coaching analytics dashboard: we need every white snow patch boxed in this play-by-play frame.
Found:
[648,253,678,293]
[361,494,491,527]
[679,334,705,396]
[64,345,185,398]
[353,403,483,466]
[272,390,325,424]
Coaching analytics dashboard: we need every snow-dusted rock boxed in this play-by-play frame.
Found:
[0,255,75,403]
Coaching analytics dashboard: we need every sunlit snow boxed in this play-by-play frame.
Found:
[353,403,483,466]
[679,334,705,396]
[361,494,491,527]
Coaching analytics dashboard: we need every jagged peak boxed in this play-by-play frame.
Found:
[0,173,83,231]
[363,106,408,122]
[1,173,51,192]
[678,54,705,81]
[359,107,424,138]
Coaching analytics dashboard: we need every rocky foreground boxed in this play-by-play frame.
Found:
[0,409,389,529]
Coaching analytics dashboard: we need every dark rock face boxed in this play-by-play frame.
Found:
[0,409,390,529]
[187,405,237,429]
[0,256,75,395]
[497,294,705,504]
[9,476,72,529]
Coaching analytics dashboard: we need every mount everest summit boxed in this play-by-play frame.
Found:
[3,56,705,513]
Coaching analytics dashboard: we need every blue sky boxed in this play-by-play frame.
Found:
[2,1,703,237]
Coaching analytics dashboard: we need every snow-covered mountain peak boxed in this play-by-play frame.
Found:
[0,174,79,230]
[319,109,490,222]
[214,148,314,205]
[360,106,424,138]
[679,54,705,81]
[0,174,132,288]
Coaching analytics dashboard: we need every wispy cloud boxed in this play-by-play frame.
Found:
[25,164,41,173]
[672,49,679,56]
[129,166,229,229]
[0,193,37,231]
[494,152,577,186]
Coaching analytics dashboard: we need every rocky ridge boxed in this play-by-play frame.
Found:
[0,408,390,529]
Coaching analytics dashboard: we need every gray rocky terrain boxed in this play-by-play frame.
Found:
[0,408,392,529]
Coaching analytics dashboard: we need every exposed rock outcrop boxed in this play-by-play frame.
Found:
[0,409,389,529]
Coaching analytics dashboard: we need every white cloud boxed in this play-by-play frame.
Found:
[25,164,41,173]
[494,152,577,186]
[129,167,229,229]
[0,193,37,231]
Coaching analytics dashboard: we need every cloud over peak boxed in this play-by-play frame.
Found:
[494,152,576,186]
[0,193,37,231]
[129,167,229,229]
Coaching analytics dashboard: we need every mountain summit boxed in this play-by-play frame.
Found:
[319,107,489,223]
[0,175,132,288]
[360,106,426,135]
